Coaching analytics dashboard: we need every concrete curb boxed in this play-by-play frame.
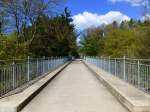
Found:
[0,62,71,112]
[83,61,150,112]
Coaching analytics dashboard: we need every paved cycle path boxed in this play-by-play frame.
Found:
[21,61,129,112]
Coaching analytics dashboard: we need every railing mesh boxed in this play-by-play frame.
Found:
[0,57,68,97]
[84,56,150,94]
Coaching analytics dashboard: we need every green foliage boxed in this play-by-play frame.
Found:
[0,8,78,60]
[79,28,104,56]
[103,28,137,58]
[0,33,29,59]
[29,8,78,57]
[80,20,150,58]
[135,25,150,58]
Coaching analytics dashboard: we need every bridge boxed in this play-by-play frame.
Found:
[0,57,150,112]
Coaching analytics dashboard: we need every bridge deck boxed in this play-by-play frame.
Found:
[21,61,129,112]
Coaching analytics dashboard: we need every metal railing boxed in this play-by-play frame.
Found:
[0,56,68,97]
[84,56,150,94]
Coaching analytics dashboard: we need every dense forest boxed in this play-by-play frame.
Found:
[0,0,78,59]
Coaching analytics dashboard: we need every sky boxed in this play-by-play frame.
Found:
[63,0,148,30]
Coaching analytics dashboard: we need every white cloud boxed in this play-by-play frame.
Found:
[72,11,130,30]
[108,0,149,7]
[141,14,150,21]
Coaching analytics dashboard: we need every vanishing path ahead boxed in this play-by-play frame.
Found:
[21,61,129,112]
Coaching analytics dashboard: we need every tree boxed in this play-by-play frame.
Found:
[135,25,150,58]
[0,0,22,41]
[103,28,138,58]
[29,8,78,57]
[79,27,104,56]
[0,0,72,60]
[22,0,63,43]
[0,0,63,42]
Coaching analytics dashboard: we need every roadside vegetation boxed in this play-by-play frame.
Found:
[0,0,78,60]
[79,19,150,58]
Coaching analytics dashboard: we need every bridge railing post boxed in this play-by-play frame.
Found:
[137,60,140,88]
[102,57,104,70]
[109,56,111,73]
[101,56,103,69]
[27,56,30,81]
[99,56,101,68]
[52,57,53,69]
[104,57,105,71]
[123,56,126,81]
[54,56,56,67]
[36,58,39,76]
[98,56,100,68]
[106,57,108,71]
[48,57,49,71]
[93,56,95,64]
[12,61,15,89]
[115,58,117,76]
[43,56,45,74]
[96,56,98,67]
[102,56,104,69]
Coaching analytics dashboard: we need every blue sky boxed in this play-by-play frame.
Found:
[65,0,142,19]
[62,0,147,30]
